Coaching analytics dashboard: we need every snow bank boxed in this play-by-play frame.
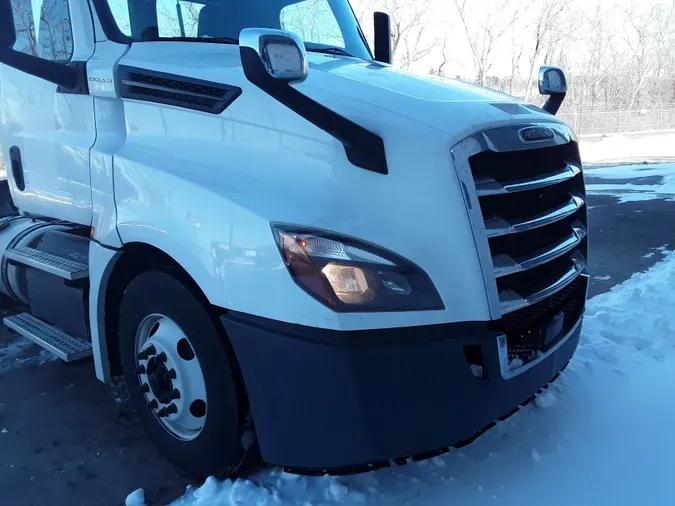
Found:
[159,251,675,506]
[580,131,675,165]
[125,489,146,506]
[585,162,675,203]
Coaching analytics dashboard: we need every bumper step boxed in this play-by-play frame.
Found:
[3,313,92,362]
[4,246,88,280]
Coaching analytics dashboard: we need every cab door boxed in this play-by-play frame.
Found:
[0,0,96,224]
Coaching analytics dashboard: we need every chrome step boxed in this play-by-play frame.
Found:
[3,313,92,362]
[475,163,581,196]
[485,192,585,238]
[493,223,587,278]
[4,246,88,280]
[498,253,587,314]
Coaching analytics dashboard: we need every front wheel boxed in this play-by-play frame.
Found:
[119,270,245,478]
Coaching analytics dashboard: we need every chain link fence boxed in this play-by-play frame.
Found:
[558,106,675,136]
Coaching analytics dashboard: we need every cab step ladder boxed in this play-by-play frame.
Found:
[4,246,88,280]
[3,313,92,362]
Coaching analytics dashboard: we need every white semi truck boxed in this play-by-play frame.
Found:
[0,0,588,479]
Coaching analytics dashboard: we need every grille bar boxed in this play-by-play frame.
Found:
[493,222,587,278]
[498,253,586,314]
[485,192,585,238]
[476,163,581,196]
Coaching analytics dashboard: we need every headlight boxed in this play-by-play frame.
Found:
[273,225,444,312]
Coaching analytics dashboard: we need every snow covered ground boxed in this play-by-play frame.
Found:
[584,163,675,203]
[580,130,675,165]
[124,247,675,505]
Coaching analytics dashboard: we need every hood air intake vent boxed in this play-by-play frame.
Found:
[118,66,242,114]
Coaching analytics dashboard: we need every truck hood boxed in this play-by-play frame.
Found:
[112,43,560,143]
[301,54,557,141]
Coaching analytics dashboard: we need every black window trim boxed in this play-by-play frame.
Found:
[90,0,134,44]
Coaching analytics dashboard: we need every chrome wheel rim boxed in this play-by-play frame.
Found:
[135,314,207,441]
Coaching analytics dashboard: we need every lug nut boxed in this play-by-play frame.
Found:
[166,403,178,415]
[147,399,158,410]
[157,407,168,418]
[157,352,167,363]
[137,345,156,360]
[167,369,177,379]
[135,365,146,374]
[170,389,181,400]
[139,383,150,394]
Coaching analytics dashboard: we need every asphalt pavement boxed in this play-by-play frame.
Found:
[1,181,674,506]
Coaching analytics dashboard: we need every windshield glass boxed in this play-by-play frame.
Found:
[105,0,372,60]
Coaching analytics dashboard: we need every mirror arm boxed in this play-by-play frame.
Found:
[0,48,81,89]
[542,94,565,116]
[240,45,388,175]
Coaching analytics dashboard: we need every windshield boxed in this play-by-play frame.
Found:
[105,0,372,60]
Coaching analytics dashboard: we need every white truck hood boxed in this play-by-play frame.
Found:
[112,43,561,143]
[301,54,559,141]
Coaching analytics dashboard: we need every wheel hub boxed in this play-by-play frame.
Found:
[134,314,208,441]
[146,357,174,404]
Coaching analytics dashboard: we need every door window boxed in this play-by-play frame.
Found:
[10,0,74,62]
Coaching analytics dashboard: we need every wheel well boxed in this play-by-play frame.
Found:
[104,244,248,414]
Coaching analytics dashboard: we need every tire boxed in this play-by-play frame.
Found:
[119,269,244,478]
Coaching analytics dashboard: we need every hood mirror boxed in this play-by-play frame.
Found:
[538,66,567,116]
[239,28,308,84]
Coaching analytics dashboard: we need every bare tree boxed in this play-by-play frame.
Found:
[453,0,522,85]
[429,38,449,77]
[620,0,675,109]
[522,0,575,100]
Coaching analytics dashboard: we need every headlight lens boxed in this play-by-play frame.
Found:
[273,226,444,312]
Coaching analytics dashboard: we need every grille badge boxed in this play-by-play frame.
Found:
[519,126,555,143]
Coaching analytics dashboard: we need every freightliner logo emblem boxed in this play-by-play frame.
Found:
[519,126,555,143]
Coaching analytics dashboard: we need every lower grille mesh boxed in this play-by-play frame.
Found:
[492,276,587,365]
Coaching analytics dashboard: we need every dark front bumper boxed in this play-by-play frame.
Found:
[221,312,582,470]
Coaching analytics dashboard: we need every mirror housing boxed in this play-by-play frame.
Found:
[239,28,308,84]
[373,12,392,64]
[538,65,567,115]
[539,66,567,95]
[0,0,16,48]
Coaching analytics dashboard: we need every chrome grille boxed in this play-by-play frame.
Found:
[471,135,587,316]
[452,122,588,324]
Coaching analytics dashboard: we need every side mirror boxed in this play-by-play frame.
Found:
[373,12,392,64]
[239,28,308,84]
[0,0,17,48]
[538,66,567,115]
